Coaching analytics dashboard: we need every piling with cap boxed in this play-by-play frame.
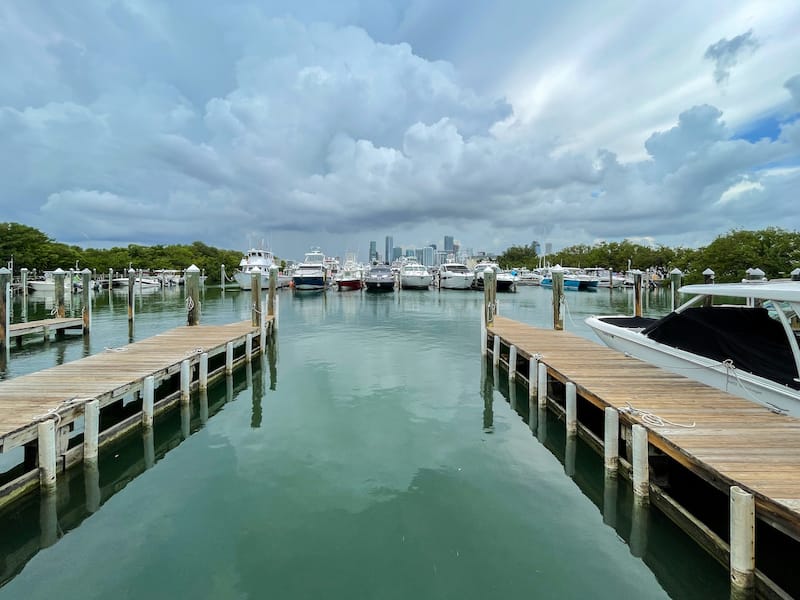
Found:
[251,267,261,326]
[483,267,496,328]
[199,353,209,390]
[20,267,28,298]
[551,265,564,330]
[268,265,278,317]
[185,264,201,326]
[81,268,92,334]
[0,268,9,355]
[631,270,643,317]
[54,268,66,319]
[127,268,136,323]
[669,268,683,312]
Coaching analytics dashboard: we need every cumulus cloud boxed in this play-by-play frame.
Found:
[0,2,799,258]
[785,74,800,110]
[704,29,759,85]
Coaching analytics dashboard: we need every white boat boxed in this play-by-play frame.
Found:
[514,268,542,286]
[364,263,395,292]
[112,276,161,288]
[585,281,800,416]
[234,249,282,290]
[399,259,433,290]
[292,248,327,291]
[28,271,90,292]
[439,262,474,290]
[472,261,516,292]
[584,267,625,288]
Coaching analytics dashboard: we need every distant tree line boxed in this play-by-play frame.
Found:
[496,227,800,283]
[0,222,249,284]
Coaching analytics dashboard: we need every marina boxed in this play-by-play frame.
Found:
[0,281,796,598]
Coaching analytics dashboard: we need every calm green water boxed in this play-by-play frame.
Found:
[0,285,729,599]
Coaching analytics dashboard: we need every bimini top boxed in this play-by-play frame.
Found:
[678,281,800,303]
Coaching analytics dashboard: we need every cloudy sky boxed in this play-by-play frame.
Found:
[2,1,799,261]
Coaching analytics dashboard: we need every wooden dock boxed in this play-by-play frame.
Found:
[9,317,84,344]
[487,315,800,597]
[0,318,272,505]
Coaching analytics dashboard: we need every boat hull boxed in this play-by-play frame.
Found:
[585,316,800,417]
[365,280,395,292]
[440,275,473,289]
[337,278,363,291]
[400,275,432,289]
[293,275,326,290]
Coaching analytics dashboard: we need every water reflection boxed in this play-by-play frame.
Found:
[0,357,265,589]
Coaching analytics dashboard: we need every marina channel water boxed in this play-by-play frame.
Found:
[0,284,730,599]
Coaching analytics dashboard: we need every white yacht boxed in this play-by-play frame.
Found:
[586,281,800,416]
[292,248,327,291]
[472,261,516,292]
[234,248,277,290]
[399,259,433,290]
[439,263,474,290]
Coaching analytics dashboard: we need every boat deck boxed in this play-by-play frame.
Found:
[487,315,800,533]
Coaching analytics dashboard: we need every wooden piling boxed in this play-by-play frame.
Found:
[260,302,267,353]
[730,486,755,591]
[537,362,547,408]
[185,264,200,326]
[226,341,234,374]
[20,268,28,298]
[108,268,113,292]
[508,345,517,381]
[83,400,99,461]
[246,333,253,363]
[0,268,9,354]
[38,420,57,490]
[142,375,154,427]
[551,266,564,330]
[604,407,619,474]
[492,334,500,367]
[199,353,209,390]
[480,303,487,356]
[528,356,538,400]
[632,270,643,317]
[632,424,649,499]
[220,264,226,290]
[54,269,66,319]
[669,268,683,312]
[127,268,135,323]
[565,381,577,435]
[483,267,496,327]
[251,267,261,326]
[268,265,278,317]
[81,268,92,334]
[180,359,190,403]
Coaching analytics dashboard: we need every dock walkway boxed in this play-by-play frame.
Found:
[8,317,84,343]
[487,315,800,593]
[0,320,265,453]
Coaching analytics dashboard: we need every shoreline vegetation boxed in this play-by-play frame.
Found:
[2,222,799,285]
[497,227,800,284]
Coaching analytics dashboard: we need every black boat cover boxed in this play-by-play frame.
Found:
[639,306,800,389]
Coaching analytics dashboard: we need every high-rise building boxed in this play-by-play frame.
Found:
[545,242,552,257]
[444,235,454,252]
[415,248,424,264]
[532,240,541,255]
[392,247,402,261]
[385,236,393,265]
[421,246,435,266]
[369,241,377,262]
[405,248,416,257]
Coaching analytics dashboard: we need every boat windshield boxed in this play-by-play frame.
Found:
[444,265,468,273]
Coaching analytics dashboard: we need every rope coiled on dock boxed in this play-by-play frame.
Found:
[619,402,695,428]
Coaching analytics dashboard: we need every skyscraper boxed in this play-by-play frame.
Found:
[444,235,454,252]
[385,236,393,265]
[369,241,377,262]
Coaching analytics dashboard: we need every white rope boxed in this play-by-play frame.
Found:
[104,346,128,352]
[185,347,205,355]
[50,306,58,316]
[252,303,263,315]
[185,296,195,311]
[35,397,92,428]
[619,401,696,428]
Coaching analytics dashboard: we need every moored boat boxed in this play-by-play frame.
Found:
[336,257,363,291]
[364,263,395,292]
[292,248,327,291]
[472,261,516,292]
[585,281,800,416]
[399,259,433,290]
[439,262,474,290]
[234,249,279,290]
